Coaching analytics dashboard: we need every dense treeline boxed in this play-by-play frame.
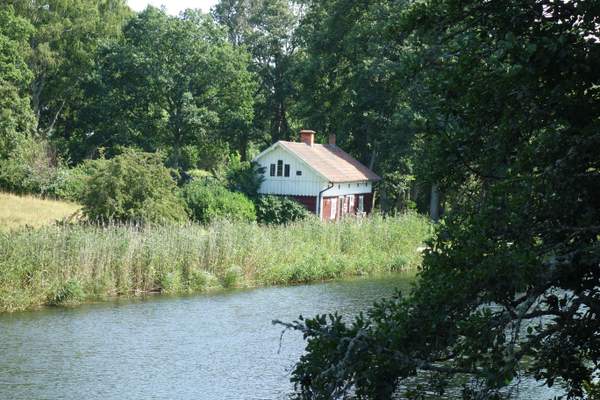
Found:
[0,0,432,215]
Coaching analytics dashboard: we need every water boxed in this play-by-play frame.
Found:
[0,275,414,400]
[0,275,562,399]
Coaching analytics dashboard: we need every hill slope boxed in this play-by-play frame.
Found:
[0,193,80,231]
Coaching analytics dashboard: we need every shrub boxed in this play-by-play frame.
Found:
[212,153,265,198]
[255,195,310,224]
[53,159,107,202]
[0,136,63,196]
[182,180,256,224]
[82,150,188,224]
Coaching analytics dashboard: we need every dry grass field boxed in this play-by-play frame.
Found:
[0,192,81,231]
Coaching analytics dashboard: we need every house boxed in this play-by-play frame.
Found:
[253,130,381,221]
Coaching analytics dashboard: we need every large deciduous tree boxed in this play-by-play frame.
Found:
[283,0,600,398]
[5,0,131,141]
[0,6,36,158]
[213,0,299,148]
[76,7,256,169]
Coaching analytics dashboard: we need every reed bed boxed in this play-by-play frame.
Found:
[0,213,431,312]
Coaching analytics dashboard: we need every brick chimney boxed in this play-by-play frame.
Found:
[328,134,336,146]
[300,129,315,146]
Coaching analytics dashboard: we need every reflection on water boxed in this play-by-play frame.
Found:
[0,274,561,399]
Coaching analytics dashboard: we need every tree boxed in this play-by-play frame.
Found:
[5,0,131,147]
[0,6,36,158]
[293,0,428,213]
[76,7,255,168]
[283,0,600,398]
[213,0,300,147]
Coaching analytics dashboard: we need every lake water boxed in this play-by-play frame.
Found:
[0,274,562,399]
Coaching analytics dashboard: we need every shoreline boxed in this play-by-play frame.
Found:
[0,214,431,312]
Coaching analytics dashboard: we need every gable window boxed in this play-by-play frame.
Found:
[296,170,302,176]
[270,164,276,176]
[284,164,290,177]
[277,160,283,176]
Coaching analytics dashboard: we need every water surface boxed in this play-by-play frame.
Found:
[0,274,562,399]
[0,275,413,400]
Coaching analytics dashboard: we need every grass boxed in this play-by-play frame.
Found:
[0,192,80,231]
[0,213,431,312]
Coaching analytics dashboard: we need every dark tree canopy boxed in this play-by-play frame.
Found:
[282,0,600,398]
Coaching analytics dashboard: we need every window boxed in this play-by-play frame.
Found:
[276,160,283,176]
[358,195,365,213]
[284,164,290,177]
[296,170,302,176]
[270,164,276,176]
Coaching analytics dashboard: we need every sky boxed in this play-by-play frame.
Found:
[127,0,219,15]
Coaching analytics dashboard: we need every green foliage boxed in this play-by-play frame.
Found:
[182,180,256,224]
[78,7,255,168]
[213,0,298,146]
[7,0,131,142]
[0,6,36,158]
[286,0,600,398]
[584,381,600,400]
[0,214,430,311]
[52,160,104,202]
[82,150,187,224]
[48,280,85,306]
[214,153,265,198]
[255,195,310,225]
[0,136,63,196]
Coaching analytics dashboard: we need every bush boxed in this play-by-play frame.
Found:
[212,153,265,198]
[0,136,63,196]
[255,195,310,224]
[52,159,106,202]
[182,180,256,224]
[82,150,188,224]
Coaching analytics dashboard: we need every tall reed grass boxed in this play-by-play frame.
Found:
[0,213,431,312]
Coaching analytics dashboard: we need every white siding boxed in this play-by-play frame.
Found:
[325,181,372,196]
[256,146,326,196]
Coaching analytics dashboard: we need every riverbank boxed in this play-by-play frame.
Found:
[0,214,430,312]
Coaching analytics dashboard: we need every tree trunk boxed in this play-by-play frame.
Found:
[368,146,377,170]
[429,183,440,222]
[239,135,249,161]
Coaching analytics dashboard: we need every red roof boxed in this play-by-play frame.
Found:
[278,141,381,183]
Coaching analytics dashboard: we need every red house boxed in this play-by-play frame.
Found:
[253,130,380,221]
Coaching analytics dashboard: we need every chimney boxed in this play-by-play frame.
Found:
[328,134,336,146]
[300,129,315,146]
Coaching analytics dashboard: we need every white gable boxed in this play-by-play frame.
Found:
[255,145,327,196]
